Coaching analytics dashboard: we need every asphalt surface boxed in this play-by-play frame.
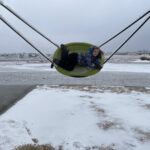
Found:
[0,70,150,115]
[0,85,35,115]
[0,71,150,87]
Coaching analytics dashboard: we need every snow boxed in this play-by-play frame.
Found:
[0,61,150,73]
[0,86,150,150]
[0,62,55,72]
[103,63,150,73]
[133,60,150,63]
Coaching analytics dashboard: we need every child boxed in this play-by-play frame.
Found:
[52,44,103,71]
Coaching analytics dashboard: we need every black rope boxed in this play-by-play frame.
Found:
[99,10,150,48]
[103,16,150,64]
[0,16,53,64]
[0,2,60,49]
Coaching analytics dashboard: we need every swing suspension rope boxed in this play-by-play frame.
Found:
[0,1,149,65]
[103,15,150,64]
[0,16,53,64]
[99,10,150,48]
[0,1,59,49]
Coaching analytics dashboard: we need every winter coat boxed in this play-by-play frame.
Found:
[77,48,101,69]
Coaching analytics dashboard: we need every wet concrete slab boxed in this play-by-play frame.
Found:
[0,85,35,115]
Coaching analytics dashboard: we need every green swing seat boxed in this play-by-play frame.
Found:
[53,42,104,77]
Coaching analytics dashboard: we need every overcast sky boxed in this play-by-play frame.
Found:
[0,0,150,53]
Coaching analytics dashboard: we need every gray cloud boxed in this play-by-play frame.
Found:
[0,0,150,53]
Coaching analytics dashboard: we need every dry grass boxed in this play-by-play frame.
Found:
[134,128,150,143]
[79,95,93,99]
[142,104,150,109]
[90,103,105,114]
[15,144,56,150]
[15,144,117,150]
[97,120,123,130]
[45,85,150,94]
[85,144,116,150]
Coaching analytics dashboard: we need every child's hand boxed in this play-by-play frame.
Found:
[96,64,103,70]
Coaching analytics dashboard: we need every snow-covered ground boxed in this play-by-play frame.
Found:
[104,63,150,73]
[0,61,150,73]
[0,86,150,150]
[0,62,54,72]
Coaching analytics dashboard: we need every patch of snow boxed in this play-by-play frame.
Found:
[0,120,32,150]
[103,63,150,73]
[0,86,150,149]
[133,60,150,63]
[0,62,56,72]
[0,61,150,73]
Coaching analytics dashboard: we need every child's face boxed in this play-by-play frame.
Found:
[92,48,100,57]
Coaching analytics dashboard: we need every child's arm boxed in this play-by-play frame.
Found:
[94,59,103,69]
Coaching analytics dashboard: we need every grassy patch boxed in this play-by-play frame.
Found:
[142,104,150,109]
[15,144,57,150]
[90,102,106,115]
[134,128,150,143]
[97,120,123,130]
[85,144,116,150]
